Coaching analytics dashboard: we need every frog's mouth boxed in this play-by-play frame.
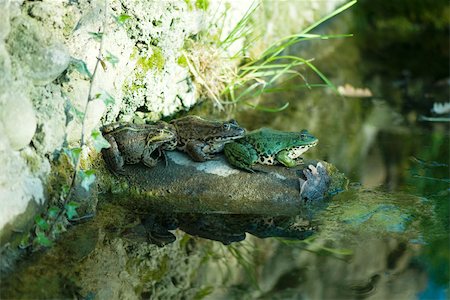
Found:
[287,141,318,159]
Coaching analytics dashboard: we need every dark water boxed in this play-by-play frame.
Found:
[223,1,450,299]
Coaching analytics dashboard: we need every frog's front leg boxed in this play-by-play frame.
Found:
[184,141,210,162]
[224,142,258,172]
[102,135,125,175]
[276,150,298,167]
[142,147,159,168]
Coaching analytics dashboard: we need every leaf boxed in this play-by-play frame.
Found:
[35,232,52,247]
[69,105,85,122]
[19,233,31,249]
[91,130,111,152]
[95,91,115,106]
[79,169,96,192]
[70,58,92,79]
[64,147,82,167]
[88,31,104,42]
[99,58,107,71]
[105,51,119,67]
[34,215,49,231]
[47,207,60,220]
[116,14,131,24]
[243,101,289,112]
[61,184,70,198]
[65,201,80,220]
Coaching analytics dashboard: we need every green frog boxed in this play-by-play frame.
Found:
[224,128,318,172]
[170,115,246,161]
[101,121,177,174]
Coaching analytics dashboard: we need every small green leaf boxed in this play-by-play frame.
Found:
[64,147,82,167]
[70,58,92,79]
[65,201,80,220]
[48,207,60,220]
[91,130,111,152]
[99,58,107,71]
[79,169,96,192]
[19,233,31,249]
[95,91,115,106]
[116,14,131,24]
[69,105,85,122]
[105,51,119,67]
[35,215,49,231]
[88,31,104,42]
[61,184,70,198]
[35,232,52,247]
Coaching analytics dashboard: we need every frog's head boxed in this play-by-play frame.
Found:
[206,119,246,142]
[286,130,318,159]
[147,126,178,148]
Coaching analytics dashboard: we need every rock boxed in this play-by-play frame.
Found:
[6,16,70,85]
[111,152,346,216]
[0,90,36,150]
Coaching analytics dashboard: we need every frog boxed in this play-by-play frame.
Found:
[101,121,177,175]
[223,128,318,172]
[170,115,246,162]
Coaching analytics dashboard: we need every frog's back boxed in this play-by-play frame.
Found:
[244,128,292,155]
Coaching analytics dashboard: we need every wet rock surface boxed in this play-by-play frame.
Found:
[116,152,343,216]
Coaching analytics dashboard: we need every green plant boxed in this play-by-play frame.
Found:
[22,0,119,250]
[183,0,357,111]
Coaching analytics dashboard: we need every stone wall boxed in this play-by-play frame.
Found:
[0,0,255,242]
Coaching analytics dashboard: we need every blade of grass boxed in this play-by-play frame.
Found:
[243,101,290,112]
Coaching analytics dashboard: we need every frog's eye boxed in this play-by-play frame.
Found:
[223,123,231,130]
[300,133,306,139]
[229,119,238,125]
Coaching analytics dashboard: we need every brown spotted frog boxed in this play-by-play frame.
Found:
[101,121,177,174]
[170,115,245,162]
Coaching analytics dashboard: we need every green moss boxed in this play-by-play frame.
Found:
[185,0,209,11]
[137,46,165,72]
[177,55,188,67]
[184,0,194,11]
[195,0,209,10]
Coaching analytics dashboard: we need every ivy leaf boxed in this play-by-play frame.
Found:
[65,201,80,220]
[79,169,96,192]
[95,91,115,106]
[91,130,111,152]
[70,58,92,79]
[105,51,119,67]
[35,215,49,231]
[35,232,52,247]
[47,206,60,220]
[69,105,85,122]
[88,31,104,42]
[64,147,82,167]
[116,14,131,24]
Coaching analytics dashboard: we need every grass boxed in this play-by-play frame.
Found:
[183,0,357,111]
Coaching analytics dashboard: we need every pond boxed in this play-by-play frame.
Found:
[1,1,449,299]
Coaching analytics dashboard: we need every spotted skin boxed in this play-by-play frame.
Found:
[224,128,318,172]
